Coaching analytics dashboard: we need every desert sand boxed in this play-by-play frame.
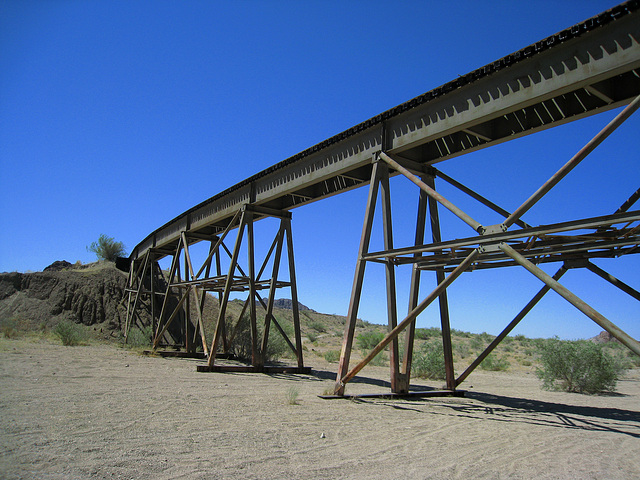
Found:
[1,338,639,480]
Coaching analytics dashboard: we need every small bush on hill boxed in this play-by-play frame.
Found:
[356,331,385,351]
[469,336,484,351]
[414,327,441,340]
[87,234,127,262]
[412,341,446,380]
[370,351,388,367]
[309,321,326,333]
[54,319,83,346]
[480,354,509,371]
[536,338,624,394]
[324,350,340,363]
[1,317,21,339]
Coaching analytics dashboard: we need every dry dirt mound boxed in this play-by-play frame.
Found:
[0,261,128,333]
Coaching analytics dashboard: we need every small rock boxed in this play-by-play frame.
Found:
[320,433,326,439]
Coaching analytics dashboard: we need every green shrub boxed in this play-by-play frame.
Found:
[307,332,318,343]
[480,354,509,371]
[324,350,340,363]
[54,320,83,346]
[455,342,470,359]
[414,327,441,340]
[309,321,326,333]
[370,351,388,367]
[285,386,300,405]
[87,233,127,261]
[627,350,640,368]
[480,332,494,342]
[536,338,624,394]
[469,336,484,351]
[0,317,21,339]
[451,328,470,338]
[356,330,385,351]
[229,313,292,362]
[126,325,153,348]
[412,341,446,380]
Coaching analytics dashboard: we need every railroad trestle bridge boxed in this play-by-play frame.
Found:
[122,1,640,397]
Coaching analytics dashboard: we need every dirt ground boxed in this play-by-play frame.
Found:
[1,338,639,480]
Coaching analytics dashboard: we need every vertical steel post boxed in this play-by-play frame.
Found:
[284,218,305,368]
[246,210,260,368]
[208,210,248,366]
[261,222,285,364]
[338,249,480,388]
[183,239,191,352]
[335,160,382,395]
[398,186,429,393]
[379,163,401,392]
[154,237,182,347]
[400,180,429,392]
[426,173,456,391]
[150,252,156,341]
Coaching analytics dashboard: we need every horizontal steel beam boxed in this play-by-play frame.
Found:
[364,210,640,260]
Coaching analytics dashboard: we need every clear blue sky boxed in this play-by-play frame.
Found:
[1,1,638,340]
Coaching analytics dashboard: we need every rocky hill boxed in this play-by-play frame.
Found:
[0,261,350,343]
[273,298,314,312]
[0,261,129,336]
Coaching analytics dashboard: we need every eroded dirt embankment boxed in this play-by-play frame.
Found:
[0,262,128,331]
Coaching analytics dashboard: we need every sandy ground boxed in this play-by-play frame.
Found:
[1,338,639,480]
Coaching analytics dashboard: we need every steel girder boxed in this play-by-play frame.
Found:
[124,205,307,372]
[129,3,640,264]
[332,97,640,396]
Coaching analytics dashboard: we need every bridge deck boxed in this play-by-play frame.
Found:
[130,2,640,263]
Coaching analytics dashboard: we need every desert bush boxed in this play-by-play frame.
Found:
[285,386,300,405]
[54,319,83,346]
[0,317,21,339]
[126,325,153,348]
[229,313,292,362]
[480,332,494,342]
[536,338,624,394]
[324,350,340,363]
[451,328,470,338]
[626,350,640,368]
[480,354,509,371]
[370,351,388,367]
[455,342,470,359]
[414,327,441,340]
[469,336,484,351]
[356,331,385,351]
[87,234,127,262]
[306,332,318,343]
[412,341,446,380]
[309,321,326,333]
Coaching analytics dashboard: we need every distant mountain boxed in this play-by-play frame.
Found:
[273,298,315,312]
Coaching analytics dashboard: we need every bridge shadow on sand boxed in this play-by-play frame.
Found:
[369,390,640,439]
